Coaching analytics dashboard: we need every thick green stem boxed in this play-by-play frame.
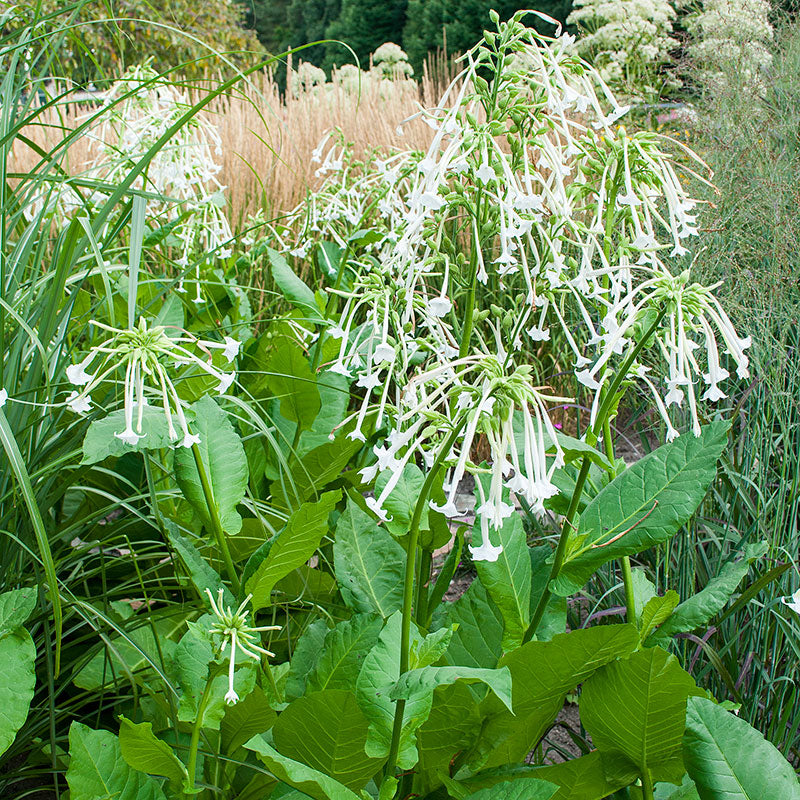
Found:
[184,676,215,798]
[523,306,668,643]
[384,422,466,783]
[641,769,655,800]
[191,443,241,596]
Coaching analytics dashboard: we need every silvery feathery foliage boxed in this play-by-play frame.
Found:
[567,0,678,95]
[686,0,774,87]
[272,14,750,559]
[86,63,234,301]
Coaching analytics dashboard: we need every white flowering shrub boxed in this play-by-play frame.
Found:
[372,42,414,79]
[87,63,234,300]
[686,0,774,87]
[567,0,678,97]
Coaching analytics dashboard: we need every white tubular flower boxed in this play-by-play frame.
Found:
[206,589,281,706]
[0,388,7,408]
[782,589,800,616]
[66,317,240,447]
[580,265,751,438]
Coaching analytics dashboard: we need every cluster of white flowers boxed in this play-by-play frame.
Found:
[206,589,280,705]
[265,15,751,560]
[686,0,773,87]
[372,42,414,79]
[567,0,678,95]
[65,317,240,447]
[86,63,233,301]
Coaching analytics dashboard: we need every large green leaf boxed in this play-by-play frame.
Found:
[285,619,330,701]
[81,407,179,464]
[375,462,429,538]
[0,587,36,634]
[164,521,231,605]
[245,735,362,800]
[683,696,800,799]
[474,510,531,651]
[118,716,186,789]
[247,490,340,610]
[648,541,768,645]
[519,751,633,800]
[529,546,567,641]
[305,613,383,693]
[273,689,385,791]
[355,612,424,769]
[174,396,249,535]
[221,687,277,754]
[0,629,36,758]
[553,422,728,595]
[265,336,321,433]
[472,625,639,770]
[268,247,323,322]
[439,578,504,670]
[66,723,167,800]
[465,778,557,800]
[415,682,482,795]
[334,500,405,617]
[580,646,702,785]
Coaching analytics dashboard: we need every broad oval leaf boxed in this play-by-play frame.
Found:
[247,490,341,610]
[265,336,321,432]
[0,587,36,635]
[580,646,702,785]
[553,422,728,595]
[118,716,186,788]
[0,629,36,758]
[334,500,405,617]
[174,396,249,535]
[66,722,167,800]
[684,696,800,799]
[273,689,384,791]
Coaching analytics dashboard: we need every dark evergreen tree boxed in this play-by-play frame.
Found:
[402,0,571,74]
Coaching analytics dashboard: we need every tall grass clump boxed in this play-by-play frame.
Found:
[667,18,800,759]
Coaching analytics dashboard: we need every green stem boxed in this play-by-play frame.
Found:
[184,676,215,799]
[384,422,466,783]
[523,306,668,643]
[641,769,655,800]
[191,443,241,596]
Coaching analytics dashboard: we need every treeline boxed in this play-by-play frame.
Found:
[241,0,572,75]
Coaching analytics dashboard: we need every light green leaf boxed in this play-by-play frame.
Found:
[0,587,36,634]
[529,546,566,641]
[553,422,728,595]
[648,542,768,645]
[465,778,557,800]
[411,626,454,669]
[440,579,504,670]
[0,629,36,758]
[118,716,186,788]
[580,646,702,785]
[518,751,633,800]
[221,687,277,754]
[653,775,701,799]
[631,568,658,621]
[66,722,167,800]
[474,511,531,651]
[265,337,321,432]
[334,500,405,617]
[245,735,363,800]
[640,591,680,642]
[268,247,323,322]
[272,689,385,791]
[82,407,180,464]
[415,683,481,795]
[174,396,249,535]
[305,614,383,693]
[247,490,340,610]
[375,462,428,538]
[355,612,424,769]
[684,696,800,799]
[472,624,639,770]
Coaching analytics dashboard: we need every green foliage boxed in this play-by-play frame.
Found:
[7,0,266,84]
[684,697,800,799]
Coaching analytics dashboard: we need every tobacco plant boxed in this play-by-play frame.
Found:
[1,8,799,800]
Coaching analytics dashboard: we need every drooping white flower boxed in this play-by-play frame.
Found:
[0,388,7,408]
[66,391,92,414]
[206,589,280,707]
[782,589,800,616]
